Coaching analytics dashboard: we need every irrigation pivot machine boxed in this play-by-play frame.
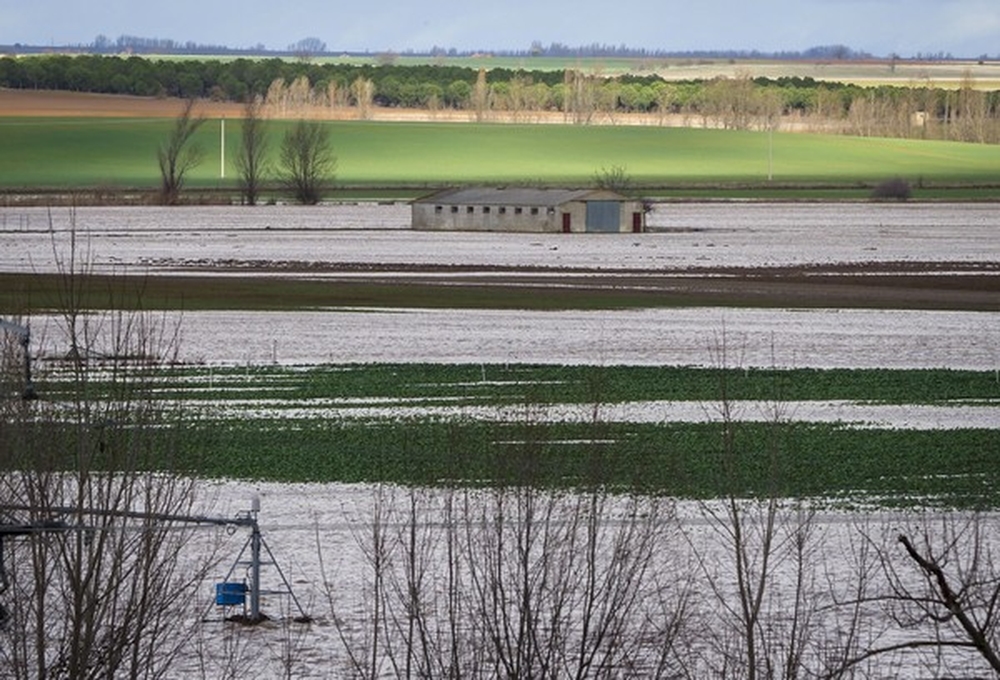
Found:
[0,498,309,627]
[1,318,307,626]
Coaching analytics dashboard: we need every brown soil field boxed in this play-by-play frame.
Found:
[0,88,785,128]
[0,88,435,121]
[0,88,462,122]
[0,88,650,124]
[0,89,246,118]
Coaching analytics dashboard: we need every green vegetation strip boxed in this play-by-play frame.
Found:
[172,418,999,509]
[146,363,1000,406]
[23,363,1000,507]
[2,118,1000,191]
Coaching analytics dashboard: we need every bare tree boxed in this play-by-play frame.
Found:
[655,82,678,126]
[596,78,621,125]
[285,75,314,115]
[681,331,834,679]
[324,484,684,678]
[952,70,996,143]
[350,77,375,120]
[322,394,690,678]
[593,164,633,193]
[157,99,206,205]
[563,70,598,125]
[896,524,1000,670]
[279,120,336,205]
[266,78,288,118]
[234,96,269,206]
[471,68,491,123]
[0,211,216,678]
[289,37,326,61]
[828,514,1000,676]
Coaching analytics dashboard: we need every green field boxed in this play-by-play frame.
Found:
[1,117,999,195]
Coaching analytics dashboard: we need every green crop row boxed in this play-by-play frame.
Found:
[26,362,998,507]
[169,416,1000,509]
[145,363,1000,407]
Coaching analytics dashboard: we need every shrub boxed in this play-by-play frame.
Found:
[871,177,912,201]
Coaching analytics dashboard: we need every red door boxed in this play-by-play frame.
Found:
[562,213,571,233]
[632,212,642,233]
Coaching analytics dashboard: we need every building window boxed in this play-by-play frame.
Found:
[434,205,443,214]
[547,207,555,215]
[450,206,459,213]
[498,206,507,215]
[514,207,523,215]
[467,206,474,214]
[483,206,491,214]
[530,207,539,215]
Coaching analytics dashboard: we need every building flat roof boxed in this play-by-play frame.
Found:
[413,187,626,207]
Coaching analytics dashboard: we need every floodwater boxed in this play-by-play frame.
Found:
[21,304,1000,371]
[4,202,999,371]
[174,481,1000,679]
[1,202,998,273]
[3,202,1000,677]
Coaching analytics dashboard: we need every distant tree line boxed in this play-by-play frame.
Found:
[1,54,998,142]
[524,41,877,61]
[4,34,893,60]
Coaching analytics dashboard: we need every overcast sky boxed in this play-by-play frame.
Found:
[3,0,998,57]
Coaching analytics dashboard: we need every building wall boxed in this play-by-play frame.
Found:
[413,202,560,232]
[413,199,645,233]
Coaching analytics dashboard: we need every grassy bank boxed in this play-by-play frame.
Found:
[2,117,999,198]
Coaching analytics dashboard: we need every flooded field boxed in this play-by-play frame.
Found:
[4,202,1000,677]
[169,481,1000,679]
[24,306,997,370]
[1,202,998,273]
[5,201,998,370]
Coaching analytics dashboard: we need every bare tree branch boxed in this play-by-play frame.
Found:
[157,99,205,205]
[898,532,1000,672]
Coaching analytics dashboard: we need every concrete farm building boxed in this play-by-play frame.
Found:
[411,187,646,233]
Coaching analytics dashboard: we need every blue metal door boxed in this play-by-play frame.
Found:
[585,201,621,233]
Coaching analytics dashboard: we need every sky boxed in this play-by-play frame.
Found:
[2,0,999,57]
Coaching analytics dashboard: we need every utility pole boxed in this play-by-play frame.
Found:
[768,125,773,182]
[220,118,226,179]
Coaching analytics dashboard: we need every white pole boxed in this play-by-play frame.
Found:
[220,118,225,179]
[767,124,773,182]
[249,497,261,620]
